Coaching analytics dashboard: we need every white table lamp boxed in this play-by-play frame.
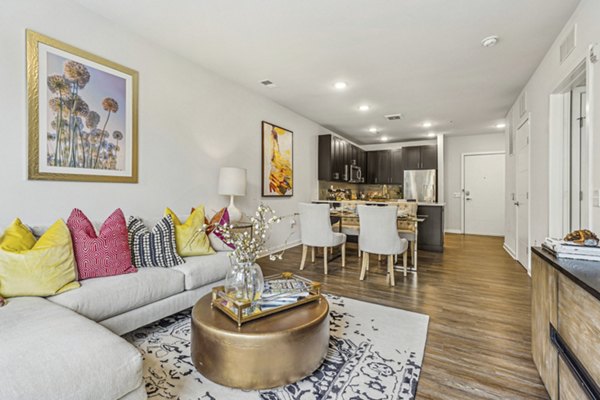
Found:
[218,167,247,222]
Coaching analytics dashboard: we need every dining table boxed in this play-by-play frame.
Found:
[327,204,426,272]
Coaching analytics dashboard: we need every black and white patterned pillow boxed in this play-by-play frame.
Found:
[127,215,184,268]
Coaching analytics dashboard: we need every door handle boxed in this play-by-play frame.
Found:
[466,197,472,201]
[514,201,520,206]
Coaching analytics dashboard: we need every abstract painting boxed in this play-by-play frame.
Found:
[262,121,293,197]
[27,30,138,183]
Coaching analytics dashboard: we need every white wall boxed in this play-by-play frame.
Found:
[505,0,600,251]
[0,0,330,251]
[444,133,505,233]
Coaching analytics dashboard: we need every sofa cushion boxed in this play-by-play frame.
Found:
[48,267,184,321]
[205,207,235,251]
[67,208,137,280]
[0,219,79,298]
[165,206,214,256]
[128,215,184,268]
[172,251,231,290]
[0,297,142,400]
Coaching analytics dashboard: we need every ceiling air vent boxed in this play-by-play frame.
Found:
[560,25,576,64]
[260,79,277,88]
[384,113,403,121]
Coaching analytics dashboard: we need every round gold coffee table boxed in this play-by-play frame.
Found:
[191,293,329,390]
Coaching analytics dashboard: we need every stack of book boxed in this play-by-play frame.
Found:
[543,238,600,261]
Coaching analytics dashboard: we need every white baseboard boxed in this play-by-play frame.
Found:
[503,243,516,259]
[445,229,462,234]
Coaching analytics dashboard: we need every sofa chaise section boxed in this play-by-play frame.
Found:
[0,297,144,400]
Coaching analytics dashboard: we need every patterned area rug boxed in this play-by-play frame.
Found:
[124,295,429,400]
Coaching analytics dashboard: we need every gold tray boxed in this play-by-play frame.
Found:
[211,272,321,326]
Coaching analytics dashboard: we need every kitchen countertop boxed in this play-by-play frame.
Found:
[313,199,445,207]
[532,246,600,302]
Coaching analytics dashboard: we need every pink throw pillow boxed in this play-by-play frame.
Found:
[67,208,137,280]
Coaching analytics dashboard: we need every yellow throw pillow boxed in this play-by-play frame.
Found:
[0,218,37,252]
[165,206,214,257]
[0,219,80,298]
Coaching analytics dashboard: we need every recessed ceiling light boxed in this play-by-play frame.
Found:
[422,121,432,128]
[334,81,347,90]
[369,127,378,133]
[481,35,499,47]
[496,123,506,129]
[427,132,436,137]
[380,136,389,142]
[359,105,370,111]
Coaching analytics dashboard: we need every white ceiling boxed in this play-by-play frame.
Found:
[74,0,580,144]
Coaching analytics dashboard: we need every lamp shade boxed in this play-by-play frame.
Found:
[218,167,247,196]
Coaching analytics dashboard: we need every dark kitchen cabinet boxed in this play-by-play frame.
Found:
[318,135,366,182]
[319,135,340,181]
[403,147,421,170]
[320,135,436,184]
[366,152,379,184]
[417,205,444,252]
[367,151,391,184]
[403,145,437,170]
[377,151,391,184]
[421,145,438,169]
[390,149,404,184]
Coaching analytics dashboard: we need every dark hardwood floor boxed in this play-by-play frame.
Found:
[260,233,549,400]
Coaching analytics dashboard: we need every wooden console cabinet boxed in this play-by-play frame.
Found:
[531,248,600,400]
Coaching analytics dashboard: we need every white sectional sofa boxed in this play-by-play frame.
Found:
[0,222,232,400]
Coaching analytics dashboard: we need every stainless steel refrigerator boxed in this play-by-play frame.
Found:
[403,169,437,202]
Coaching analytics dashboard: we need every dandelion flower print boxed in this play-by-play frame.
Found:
[85,111,100,129]
[47,75,70,96]
[65,95,89,117]
[63,61,90,88]
[102,98,119,113]
[44,49,129,173]
[93,98,119,168]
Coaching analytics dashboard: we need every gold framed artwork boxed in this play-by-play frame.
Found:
[261,121,293,197]
[27,30,138,183]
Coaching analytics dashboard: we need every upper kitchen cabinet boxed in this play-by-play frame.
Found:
[420,145,438,169]
[367,150,392,184]
[318,134,365,182]
[403,147,421,170]
[403,145,438,170]
[390,149,404,184]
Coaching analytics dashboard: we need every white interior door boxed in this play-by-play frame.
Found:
[516,119,530,270]
[463,153,505,236]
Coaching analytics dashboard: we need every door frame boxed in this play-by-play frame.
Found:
[515,115,531,273]
[460,151,506,234]
[548,56,594,237]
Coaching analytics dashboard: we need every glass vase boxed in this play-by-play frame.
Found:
[224,261,264,304]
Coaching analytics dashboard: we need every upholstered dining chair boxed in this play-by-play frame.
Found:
[357,205,409,286]
[298,203,346,274]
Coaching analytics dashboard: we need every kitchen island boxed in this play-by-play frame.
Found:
[312,200,445,252]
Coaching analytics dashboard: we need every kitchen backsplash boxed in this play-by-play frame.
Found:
[318,181,402,201]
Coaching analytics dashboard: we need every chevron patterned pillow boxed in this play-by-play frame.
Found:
[127,215,184,268]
